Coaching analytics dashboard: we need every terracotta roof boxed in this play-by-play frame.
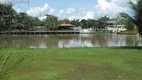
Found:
[59,23,74,27]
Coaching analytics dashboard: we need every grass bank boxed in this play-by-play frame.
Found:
[117,30,137,35]
[3,48,142,80]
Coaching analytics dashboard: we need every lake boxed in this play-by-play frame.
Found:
[0,33,142,48]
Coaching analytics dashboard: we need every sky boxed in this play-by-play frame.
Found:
[0,0,136,20]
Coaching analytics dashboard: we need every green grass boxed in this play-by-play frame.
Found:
[2,47,142,80]
[118,30,137,35]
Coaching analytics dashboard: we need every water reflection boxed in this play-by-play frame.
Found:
[0,33,142,48]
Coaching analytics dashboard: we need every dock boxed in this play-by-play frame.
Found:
[0,30,80,35]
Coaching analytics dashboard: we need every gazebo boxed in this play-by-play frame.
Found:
[58,23,74,30]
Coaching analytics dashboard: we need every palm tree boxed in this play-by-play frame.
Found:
[120,0,142,35]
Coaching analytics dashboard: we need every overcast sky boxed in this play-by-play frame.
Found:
[0,0,136,20]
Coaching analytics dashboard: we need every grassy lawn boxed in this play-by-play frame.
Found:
[2,47,142,80]
[117,30,137,35]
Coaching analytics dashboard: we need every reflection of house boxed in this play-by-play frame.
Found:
[58,23,74,30]
[106,21,127,32]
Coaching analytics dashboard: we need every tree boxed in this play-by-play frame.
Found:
[0,3,42,31]
[14,13,33,30]
[94,20,99,29]
[116,15,134,30]
[62,18,70,24]
[120,0,142,35]
[81,19,87,29]
[87,19,96,28]
[44,14,58,30]
[97,16,109,29]
[0,3,16,31]
[70,19,81,27]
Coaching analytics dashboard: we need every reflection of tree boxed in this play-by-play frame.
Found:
[125,36,136,46]
[1,34,142,48]
[57,35,79,47]
[90,34,109,47]
[0,35,34,48]
[0,34,108,48]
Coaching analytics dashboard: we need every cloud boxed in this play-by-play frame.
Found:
[82,12,95,20]
[66,8,75,15]
[58,8,76,20]
[58,9,64,17]
[26,3,49,17]
[68,16,76,20]
[111,0,129,7]
[49,8,55,13]
[58,0,135,20]
[0,0,5,3]
[94,0,128,18]
[57,0,131,20]
[26,3,56,20]
[59,9,64,14]
[1,0,135,20]
[39,16,47,20]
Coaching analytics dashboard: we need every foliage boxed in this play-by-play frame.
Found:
[0,3,113,31]
[0,3,16,31]
[97,16,109,29]
[70,19,81,27]
[44,14,58,30]
[81,19,88,29]
[0,49,27,80]
[120,0,142,35]
[117,14,135,30]
[62,18,70,24]
[15,14,41,30]
[0,3,42,31]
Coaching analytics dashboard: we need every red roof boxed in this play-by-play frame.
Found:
[59,23,74,27]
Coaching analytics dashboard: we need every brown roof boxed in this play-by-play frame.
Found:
[59,23,74,27]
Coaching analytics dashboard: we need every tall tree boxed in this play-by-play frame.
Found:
[0,3,16,31]
[120,0,142,35]
[116,15,134,30]
[62,18,70,24]
[70,19,81,27]
[15,13,33,30]
[44,14,58,30]
[87,19,96,28]
[97,16,109,29]
[81,19,87,29]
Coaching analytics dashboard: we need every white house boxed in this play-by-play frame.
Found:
[105,21,127,33]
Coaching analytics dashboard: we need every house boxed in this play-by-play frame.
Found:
[105,21,127,32]
[58,23,74,30]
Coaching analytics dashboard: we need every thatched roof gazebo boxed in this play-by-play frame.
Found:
[58,23,74,30]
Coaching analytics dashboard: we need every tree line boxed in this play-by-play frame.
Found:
[0,3,111,31]
[0,3,42,31]
[0,2,140,32]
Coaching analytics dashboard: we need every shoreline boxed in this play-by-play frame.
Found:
[0,30,138,35]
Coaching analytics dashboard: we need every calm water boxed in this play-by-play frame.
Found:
[0,33,142,48]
